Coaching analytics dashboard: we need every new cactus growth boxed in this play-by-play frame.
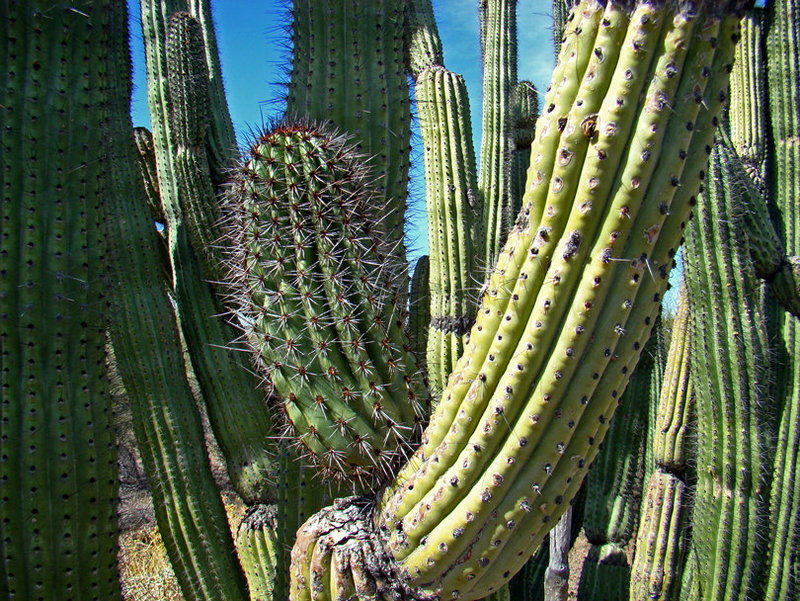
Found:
[225,123,428,480]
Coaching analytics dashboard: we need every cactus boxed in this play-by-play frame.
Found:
[12,2,798,601]
[629,285,693,601]
[224,123,427,480]
[0,4,121,599]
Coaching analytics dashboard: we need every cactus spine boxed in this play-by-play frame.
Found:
[289,3,748,599]
[629,285,693,601]
[0,4,120,599]
[683,140,772,601]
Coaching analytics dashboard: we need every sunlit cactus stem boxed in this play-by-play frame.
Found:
[290,2,749,599]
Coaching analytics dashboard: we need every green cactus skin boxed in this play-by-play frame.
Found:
[683,142,772,601]
[728,10,767,187]
[287,0,411,259]
[478,0,518,269]
[226,123,428,481]
[0,4,120,598]
[288,3,747,599]
[416,66,482,398]
[576,325,661,601]
[404,0,444,78]
[714,134,800,317]
[553,0,572,58]
[236,505,280,601]
[409,256,432,371]
[629,285,692,601]
[133,126,167,226]
[510,81,540,221]
[763,1,800,598]
[509,544,548,601]
[103,6,251,600]
[140,0,278,505]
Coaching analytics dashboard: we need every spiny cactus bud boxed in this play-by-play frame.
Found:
[225,122,429,482]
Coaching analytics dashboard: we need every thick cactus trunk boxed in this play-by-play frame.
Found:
[0,4,122,599]
[289,3,747,599]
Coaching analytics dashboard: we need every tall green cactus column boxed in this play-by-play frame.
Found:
[630,285,694,601]
[0,4,121,599]
[763,1,800,597]
[416,66,482,397]
[479,0,519,267]
[289,3,749,599]
[682,141,772,601]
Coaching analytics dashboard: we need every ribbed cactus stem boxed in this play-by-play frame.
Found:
[405,0,444,77]
[226,123,427,481]
[0,4,120,598]
[141,0,277,505]
[236,505,280,601]
[511,81,539,217]
[416,66,482,397]
[683,141,772,601]
[409,256,432,371]
[288,0,411,259]
[133,126,167,224]
[289,3,747,599]
[577,327,657,600]
[630,283,693,601]
[479,0,518,268]
[553,0,572,58]
[728,9,767,186]
[763,1,800,598]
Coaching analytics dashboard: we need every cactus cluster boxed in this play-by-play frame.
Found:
[5,2,800,601]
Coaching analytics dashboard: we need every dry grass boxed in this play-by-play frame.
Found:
[118,486,246,601]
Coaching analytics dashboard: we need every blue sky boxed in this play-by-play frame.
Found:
[127,0,557,259]
[127,1,682,311]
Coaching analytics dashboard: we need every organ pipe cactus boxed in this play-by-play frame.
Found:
[0,4,121,599]
[10,1,796,601]
[629,284,693,601]
[290,2,748,599]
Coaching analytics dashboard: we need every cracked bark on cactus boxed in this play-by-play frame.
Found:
[225,123,428,482]
[683,141,772,601]
[289,3,748,599]
[630,283,693,601]
[140,0,277,505]
[0,4,120,599]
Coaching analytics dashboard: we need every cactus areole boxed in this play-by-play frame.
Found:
[289,1,750,600]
